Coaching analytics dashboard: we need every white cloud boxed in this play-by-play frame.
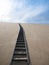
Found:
[0,0,47,23]
[10,5,45,23]
[0,0,12,22]
[20,6,45,22]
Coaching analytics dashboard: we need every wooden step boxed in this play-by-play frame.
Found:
[16,46,25,48]
[16,42,24,43]
[14,51,27,55]
[17,40,24,42]
[13,58,28,61]
[13,54,27,58]
[16,45,25,47]
[16,43,25,46]
[15,48,26,50]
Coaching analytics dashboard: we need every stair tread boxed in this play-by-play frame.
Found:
[16,44,25,45]
[16,45,25,47]
[16,46,25,48]
[11,61,27,65]
[17,42,25,43]
[13,54,27,58]
[15,48,26,50]
[14,51,27,55]
[13,57,28,61]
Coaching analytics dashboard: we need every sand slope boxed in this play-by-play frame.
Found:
[21,24,49,65]
[0,23,49,65]
[0,23,19,65]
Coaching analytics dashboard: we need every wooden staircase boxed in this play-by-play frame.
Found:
[10,24,30,65]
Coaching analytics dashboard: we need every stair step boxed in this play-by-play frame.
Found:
[16,45,25,47]
[16,43,25,45]
[16,46,25,48]
[13,54,27,58]
[13,58,28,61]
[17,37,24,39]
[14,51,27,55]
[15,48,26,52]
[17,40,24,42]
[15,48,26,50]
[17,39,24,41]
[11,61,27,65]
[16,42,24,43]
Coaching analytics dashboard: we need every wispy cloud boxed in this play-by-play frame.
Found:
[0,0,49,23]
[0,0,12,21]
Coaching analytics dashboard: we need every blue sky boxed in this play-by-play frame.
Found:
[0,0,49,23]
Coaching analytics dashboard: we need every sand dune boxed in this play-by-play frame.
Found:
[0,23,19,65]
[0,23,49,65]
[21,24,49,65]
